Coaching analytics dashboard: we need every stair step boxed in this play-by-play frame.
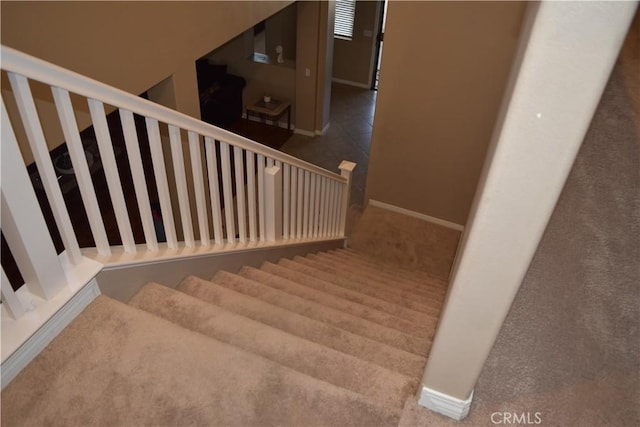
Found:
[278,258,437,327]
[238,266,431,355]
[129,283,416,409]
[177,275,427,378]
[326,250,448,296]
[261,261,436,340]
[340,248,449,286]
[2,295,400,426]
[291,256,441,318]
[309,252,445,303]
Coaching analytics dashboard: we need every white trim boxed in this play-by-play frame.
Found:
[294,128,316,137]
[315,122,330,135]
[331,77,370,89]
[368,199,464,231]
[1,278,101,389]
[418,386,474,421]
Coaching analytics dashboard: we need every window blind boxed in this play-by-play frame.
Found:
[335,0,356,39]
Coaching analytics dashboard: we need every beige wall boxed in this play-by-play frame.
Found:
[332,0,379,87]
[295,1,333,134]
[365,1,526,225]
[1,1,293,162]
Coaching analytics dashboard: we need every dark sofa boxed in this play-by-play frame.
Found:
[196,59,246,128]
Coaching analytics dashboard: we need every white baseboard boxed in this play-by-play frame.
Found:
[294,128,315,137]
[368,199,465,231]
[316,122,330,135]
[1,279,101,389]
[332,77,370,89]
[418,386,474,420]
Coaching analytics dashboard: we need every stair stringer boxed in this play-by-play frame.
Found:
[97,238,345,303]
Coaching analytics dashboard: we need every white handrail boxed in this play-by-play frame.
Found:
[0,46,346,183]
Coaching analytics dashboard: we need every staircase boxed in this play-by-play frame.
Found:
[1,247,448,426]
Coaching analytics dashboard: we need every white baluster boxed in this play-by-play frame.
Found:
[318,176,327,237]
[88,98,136,253]
[257,154,265,242]
[188,131,210,247]
[169,125,194,248]
[120,109,158,251]
[6,73,82,264]
[205,137,224,245]
[1,101,66,300]
[327,180,336,237]
[290,166,298,239]
[296,168,304,239]
[51,86,111,256]
[246,151,257,242]
[145,118,177,249]
[283,164,290,240]
[309,174,317,238]
[303,170,310,238]
[220,142,236,244]
[338,161,356,236]
[234,146,247,243]
[264,166,282,242]
[1,267,25,319]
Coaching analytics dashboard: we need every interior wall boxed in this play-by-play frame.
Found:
[365,1,526,226]
[1,1,293,162]
[332,0,379,87]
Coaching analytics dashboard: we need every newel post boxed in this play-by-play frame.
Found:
[265,165,283,242]
[338,161,357,236]
[1,99,67,300]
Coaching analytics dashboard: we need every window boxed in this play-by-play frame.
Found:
[334,0,356,39]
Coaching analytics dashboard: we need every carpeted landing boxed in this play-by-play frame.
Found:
[1,248,449,426]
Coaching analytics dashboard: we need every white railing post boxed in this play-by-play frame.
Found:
[1,267,25,319]
[338,161,357,236]
[1,100,66,300]
[264,165,283,242]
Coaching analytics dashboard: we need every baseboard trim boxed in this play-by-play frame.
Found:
[294,128,315,137]
[1,279,101,389]
[315,122,330,135]
[418,386,474,420]
[368,199,465,231]
[332,77,370,89]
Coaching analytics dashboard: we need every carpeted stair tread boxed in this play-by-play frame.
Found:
[261,262,436,339]
[278,258,437,326]
[339,248,449,286]
[211,270,431,360]
[238,266,431,355]
[1,295,400,427]
[128,282,415,409]
[325,250,448,297]
[177,275,427,377]
[292,256,441,318]
[309,252,446,303]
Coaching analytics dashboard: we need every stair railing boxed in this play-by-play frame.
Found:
[0,44,356,325]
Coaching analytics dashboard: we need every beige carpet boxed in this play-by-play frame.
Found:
[348,205,461,280]
[2,246,450,426]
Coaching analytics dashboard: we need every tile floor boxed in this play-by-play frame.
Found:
[279,83,377,207]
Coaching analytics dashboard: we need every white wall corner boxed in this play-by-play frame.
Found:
[418,386,474,421]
